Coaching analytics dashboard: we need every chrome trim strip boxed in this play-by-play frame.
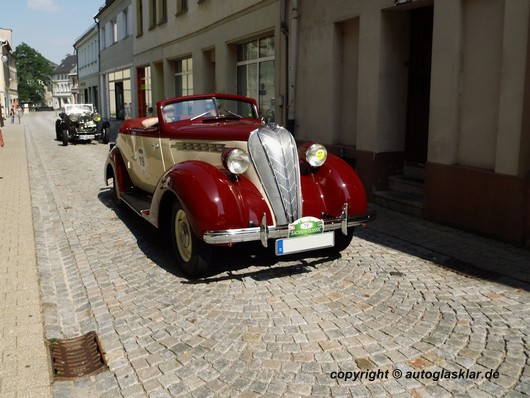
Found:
[341,203,348,235]
[173,142,226,152]
[203,211,375,245]
[259,212,268,248]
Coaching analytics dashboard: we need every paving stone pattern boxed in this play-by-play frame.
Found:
[24,113,530,397]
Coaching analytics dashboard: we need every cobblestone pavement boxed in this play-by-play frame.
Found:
[24,112,530,397]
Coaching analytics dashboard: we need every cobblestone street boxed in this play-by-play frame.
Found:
[20,112,530,397]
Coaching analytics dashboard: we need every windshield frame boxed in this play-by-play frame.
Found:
[159,95,260,124]
[64,104,94,115]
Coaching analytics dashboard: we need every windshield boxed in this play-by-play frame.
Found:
[64,104,94,114]
[161,98,258,123]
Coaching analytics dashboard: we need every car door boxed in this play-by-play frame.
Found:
[134,126,166,193]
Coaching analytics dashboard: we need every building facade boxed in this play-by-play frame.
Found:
[95,0,134,120]
[51,54,77,109]
[74,25,100,109]
[81,0,530,246]
[0,28,18,124]
[133,0,286,122]
[292,0,530,246]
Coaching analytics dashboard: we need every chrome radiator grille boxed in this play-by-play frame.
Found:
[248,125,302,225]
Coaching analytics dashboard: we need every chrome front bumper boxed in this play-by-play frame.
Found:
[203,204,375,247]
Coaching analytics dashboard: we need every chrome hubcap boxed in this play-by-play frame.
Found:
[175,209,192,262]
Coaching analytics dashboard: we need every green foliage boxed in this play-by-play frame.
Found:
[14,43,54,104]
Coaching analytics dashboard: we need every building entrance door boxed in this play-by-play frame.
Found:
[115,82,125,120]
[405,6,433,164]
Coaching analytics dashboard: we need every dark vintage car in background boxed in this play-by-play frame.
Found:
[105,93,374,277]
[55,104,110,146]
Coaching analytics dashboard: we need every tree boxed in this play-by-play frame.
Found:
[14,43,54,104]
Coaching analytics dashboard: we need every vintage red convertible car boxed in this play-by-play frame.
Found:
[105,93,373,277]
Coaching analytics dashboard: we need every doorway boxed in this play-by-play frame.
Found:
[405,6,433,165]
[115,82,125,120]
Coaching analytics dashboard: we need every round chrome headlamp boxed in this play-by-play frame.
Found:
[69,113,80,122]
[222,148,250,174]
[305,143,327,167]
[92,113,102,122]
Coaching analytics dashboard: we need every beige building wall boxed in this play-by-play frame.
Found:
[0,29,18,116]
[296,0,413,155]
[294,0,530,244]
[96,0,134,120]
[134,0,285,122]
[430,0,530,178]
[457,0,503,170]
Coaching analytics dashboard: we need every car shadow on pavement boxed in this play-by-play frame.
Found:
[54,139,100,146]
[189,243,340,284]
[355,222,530,292]
[97,188,341,282]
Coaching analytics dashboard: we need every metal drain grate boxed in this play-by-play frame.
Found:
[49,331,107,380]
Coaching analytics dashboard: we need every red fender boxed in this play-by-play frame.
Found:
[301,154,367,218]
[165,161,271,239]
[106,146,133,193]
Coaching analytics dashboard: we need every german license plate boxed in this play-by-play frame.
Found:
[275,231,334,256]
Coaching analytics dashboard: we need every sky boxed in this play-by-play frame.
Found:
[0,0,103,65]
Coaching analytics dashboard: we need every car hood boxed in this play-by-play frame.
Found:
[162,119,263,141]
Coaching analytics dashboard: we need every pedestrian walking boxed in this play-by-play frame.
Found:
[10,107,15,124]
[0,129,4,147]
[16,106,23,124]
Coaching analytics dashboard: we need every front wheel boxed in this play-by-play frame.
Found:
[61,129,69,146]
[55,120,62,140]
[111,172,123,207]
[101,127,109,144]
[170,201,212,278]
[331,229,355,253]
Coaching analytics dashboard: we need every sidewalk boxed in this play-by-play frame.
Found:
[0,122,52,397]
[359,205,530,287]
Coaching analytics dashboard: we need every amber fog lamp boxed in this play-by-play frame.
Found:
[93,113,102,122]
[305,143,327,167]
[222,148,250,174]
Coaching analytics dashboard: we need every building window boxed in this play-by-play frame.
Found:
[136,0,143,36]
[158,0,168,24]
[176,0,188,15]
[108,69,132,120]
[122,8,129,38]
[138,66,153,117]
[113,19,118,43]
[237,35,275,121]
[174,57,193,97]
[100,26,106,49]
[149,0,157,29]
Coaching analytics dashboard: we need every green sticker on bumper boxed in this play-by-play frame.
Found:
[288,217,324,238]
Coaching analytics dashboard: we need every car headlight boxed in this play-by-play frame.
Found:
[69,113,79,122]
[304,143,327,167]
[222,148,250,174]
[92,113,102,122]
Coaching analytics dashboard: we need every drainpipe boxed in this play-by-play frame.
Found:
[93,15,104,118]
[286,0,299,134]
[0,40,7,126]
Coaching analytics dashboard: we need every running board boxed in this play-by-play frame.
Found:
[120,192,152,217]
